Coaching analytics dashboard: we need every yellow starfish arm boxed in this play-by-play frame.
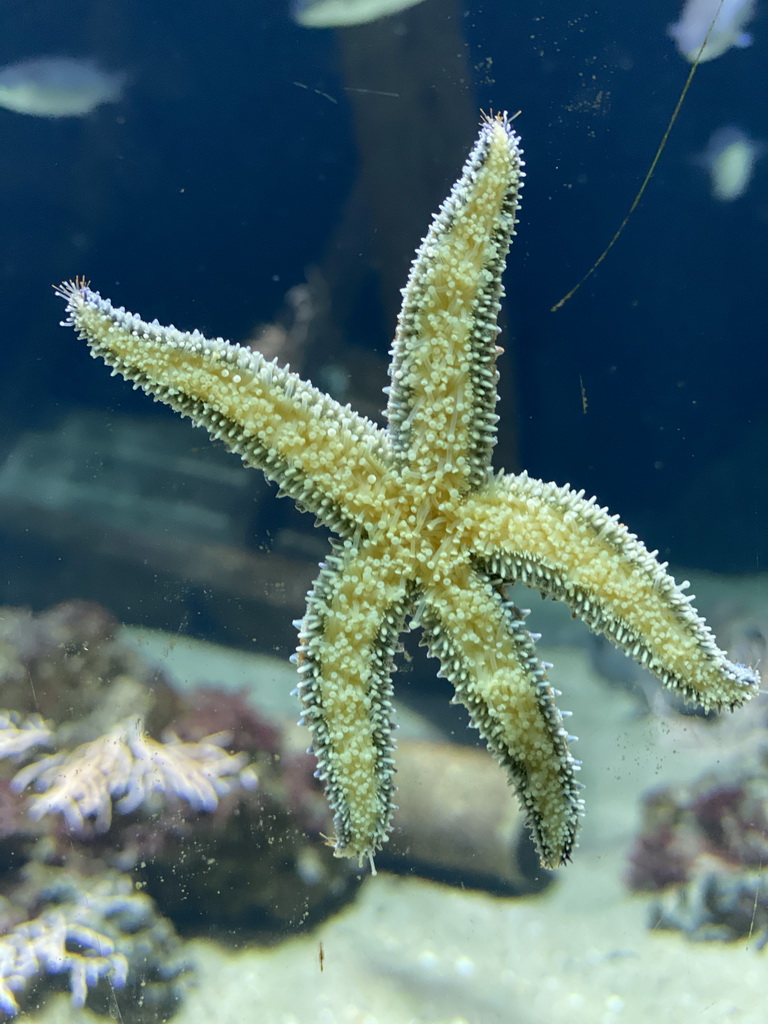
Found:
[467,472,756,710]
[386,114,523,499]
[55,280,395,536]
[296,541,412,864]
[420,563,582,868]
[55,111,760,873]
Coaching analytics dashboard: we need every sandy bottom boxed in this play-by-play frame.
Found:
[29,572,768,1024]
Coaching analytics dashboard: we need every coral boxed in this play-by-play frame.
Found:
[0,903,126,1016]
[628,737,768,892]
[10,716,256,833]
[168,685,281,754]
[0,601,182,740]
[0,714,52,761]
[651,869,768,947]
[0,864,188,1018]
[0,601,358,1017]
[628,733,768,945]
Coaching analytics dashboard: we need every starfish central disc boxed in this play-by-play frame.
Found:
[56,113,759,870]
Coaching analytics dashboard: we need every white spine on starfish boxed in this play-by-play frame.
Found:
[420,564,583,868]
[297,542,411,861]
[388,115,524,498]
[467,472,757,711]
[55,279,395,540]
[55,113,758,873]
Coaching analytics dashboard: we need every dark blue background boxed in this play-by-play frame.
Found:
[1,0,765,575]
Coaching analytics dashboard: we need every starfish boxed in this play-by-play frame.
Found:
[56,113,758,870]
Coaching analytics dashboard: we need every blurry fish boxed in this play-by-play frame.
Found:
[292,0,426,27]
[668,0,757,62]
[697,126,763,200]
[0,57,125,117]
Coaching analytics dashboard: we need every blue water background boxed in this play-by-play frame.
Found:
[0,0,765,588]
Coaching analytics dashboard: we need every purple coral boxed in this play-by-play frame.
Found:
[0,906,127,1016]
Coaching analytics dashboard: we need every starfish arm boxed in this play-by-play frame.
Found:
[386,113,524,497]
[55,108,759,874]
[419,563,583,868]
[467,472,760,710]
[296,541,412,865]
[55,281,395,536]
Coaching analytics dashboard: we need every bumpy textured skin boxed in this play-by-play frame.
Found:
[56,114,759,869]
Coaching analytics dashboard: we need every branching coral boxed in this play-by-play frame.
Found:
[0,865,189,1018]
[0,602,356,1019]
[0,903,127,1016]
[9,715,257,833]
[0,714,52,762]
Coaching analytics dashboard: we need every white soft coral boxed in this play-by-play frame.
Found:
[10,716,256,832]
